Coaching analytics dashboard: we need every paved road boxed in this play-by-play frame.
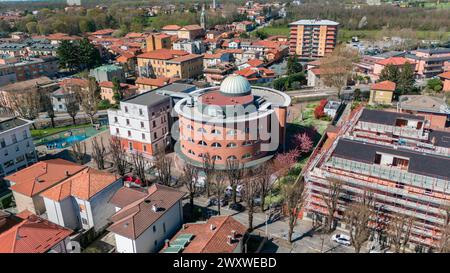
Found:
[186,196,355,253]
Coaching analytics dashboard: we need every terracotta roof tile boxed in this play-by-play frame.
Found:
[376,57,411,66]
[371,80,396,91]
[40,167,120,201]
[137,49,188,60]
[438,71,450,80]
[167,54,202,63]
[108,184,185,239]
[0,212,72,253]
[135,77,170,87]
[162,25,181,31]
[246,59,264,67]
[6,159,86,197]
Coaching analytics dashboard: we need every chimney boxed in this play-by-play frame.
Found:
[182,224,187,230]
[210,224,216,231]
[231,230,236,240]
[227,235,233,245]
[152,204,158,212]
[65,170,70,177]
[165,239,170,248]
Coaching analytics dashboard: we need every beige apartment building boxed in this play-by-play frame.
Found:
[289,19,339,59]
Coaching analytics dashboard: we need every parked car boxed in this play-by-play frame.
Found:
[331,234,351,246]
[225,185,243,197]
[207,197,228,207]
[229,203,245,212]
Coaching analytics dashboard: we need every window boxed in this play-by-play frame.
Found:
[22,130,27,139]
[212,155,222,161]
[425,188,433,195]
[81,218,88,225]
[0,138,5,148]
[114,117,118,123]
[227,155,237,160]
[153,226,156,232]
[126,119,130,125]
[188,149,195,155]
[153,132,157,139]
[187,124,194,130]
[128,131,131,137]
[163,223,166,233]
[153,120,156,127]
[197,128,207,133]
[227,130,237,136]
[115,128,120,134]
[124,106,128,113]
[211,129,221,135]
[187,137,195,143]
[11,134,17,144]
[226,142,237,148]
[211,142,221,148]
[142,133,146,140]
[139,109,143,116]
[198,140,207,146]
[242,153,251,159]
[15,146,19,152]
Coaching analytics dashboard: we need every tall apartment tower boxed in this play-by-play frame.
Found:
[289,19,339,59]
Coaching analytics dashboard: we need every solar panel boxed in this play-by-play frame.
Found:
[163,245,183,253]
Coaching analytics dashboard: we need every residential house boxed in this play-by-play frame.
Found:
[161,25,182,36]
[41,167,122,233]
[0,117,37,178]
[234,67,275,84]
[99,81,138,103]
[398,95,450,129]
[90,29,116,39]
[108,184,185,253]
[369,80,396,104]
[235,21,255,32]
[177,25,204,40]
[204,63,236,85]
[203,52,233,68]
[51,88,78,112]
[172,40,205,54]
[372,57,414,80]
[135,77,171,92]
[108,91,171,157]
[161,216,247,253]
[438,71,450,92]
[89,64,125,83]
[5,159,85,215]
[0,210,73,253]
[237,59,265,70]
[146,34,172,52]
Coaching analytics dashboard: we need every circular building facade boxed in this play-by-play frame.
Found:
[174,75,291,169]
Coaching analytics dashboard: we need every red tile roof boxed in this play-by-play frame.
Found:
[108,184,185,239]
[135,77,170,87]
[91,28,116,36]
[0,212,72,253]
[40,167,120,202]
[6,159,86,197]
[59,78,89,88]
[438,71,450,80]
[246,59,264,68]
[168,54,202,63]
[163,216,247,253]
[235,67,258,78]
[180,24,203,31]
[162,25,181,31]
[371,80,396,91]
[376,57,411,66]
[137,49,189,60]
[99,81,137,90]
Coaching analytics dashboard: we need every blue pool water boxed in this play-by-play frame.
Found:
[45,134,88,149]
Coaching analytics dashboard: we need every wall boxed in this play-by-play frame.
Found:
[370,89,393,104]
[12,191,36,214]
[44,196,79,230]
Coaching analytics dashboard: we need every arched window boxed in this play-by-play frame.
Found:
[242,153,252,159]
[187,124,194,130]
[197,128,207,133]
[226,142,237,148]
[211,129,221,135]
[198,140,207,146]
[242,140,252,146]
[212,155,222,161]
[227,155,237,160]
[198,153,205,158]
[188,149,195,155]
[187,137,195,143]
[211,142,222,148]
[227,130,237,136]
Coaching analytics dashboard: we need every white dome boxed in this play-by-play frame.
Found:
[219,75,251,96]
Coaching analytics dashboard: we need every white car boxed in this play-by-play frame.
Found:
[331,234,351,246]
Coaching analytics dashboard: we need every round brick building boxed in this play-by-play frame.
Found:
[174,75,291,169]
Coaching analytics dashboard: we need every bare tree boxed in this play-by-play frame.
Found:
[256,161,274,211]
[131,151,148,186]
[64,91,79,125]
[71,141,86,164]
[344,190,375,253]
[202,153,216,197]
[387,212,414,253]
[281,176,306,243]
[154,148,172,186]
[41,93,55,128]
[76,77,99,125]
[225,159,244,205]
[91,136,107,170]
[242,170,260,231]
[438,203,450,253]
[109,136,128,176]
[320,44,359,97]
[321,177,343,233]
[211,171,227,215]
[181,164,199,217]
[9,89,41,127]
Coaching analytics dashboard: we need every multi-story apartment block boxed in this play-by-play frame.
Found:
[289,19,339,59]
[145,34,172,52]
[406,48,450,78]
[172,40,206,54]
[137,49,203,79]
[108,91,171,158]
[12,56,58,81]
[303,108,450,251]
[0,117,37,178]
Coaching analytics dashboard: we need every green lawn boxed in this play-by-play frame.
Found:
[291,102,331,136]
[259,25,290,36]
[31,124,92,140]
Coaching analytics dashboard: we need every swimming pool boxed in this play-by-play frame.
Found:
[45,134,88,149]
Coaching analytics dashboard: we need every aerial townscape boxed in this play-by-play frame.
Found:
[0,0,449,257]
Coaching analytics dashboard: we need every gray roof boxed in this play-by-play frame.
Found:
[358,109,424,126]
[159,83,196,93]
[332,138,450,180]
[398,95,449,114]
[416,47,450,55]
[0,117,29,133]
[429,130,450,149]
[123,90,170,106]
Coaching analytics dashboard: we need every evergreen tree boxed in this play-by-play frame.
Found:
[57,40,79,71]
[112,77,123,105]
[397,63,415,95]
[379,64,399,83]
[78,38,101,70]
[287,54,303,75]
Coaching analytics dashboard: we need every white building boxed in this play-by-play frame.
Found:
[41,167,123,233]
[108,184,185,253]
[51,88,78,112]
[107,91,171,158]
[0,117,37,178]
[172,40,206,54]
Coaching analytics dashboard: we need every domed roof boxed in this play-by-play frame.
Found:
[219,75,251,96]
